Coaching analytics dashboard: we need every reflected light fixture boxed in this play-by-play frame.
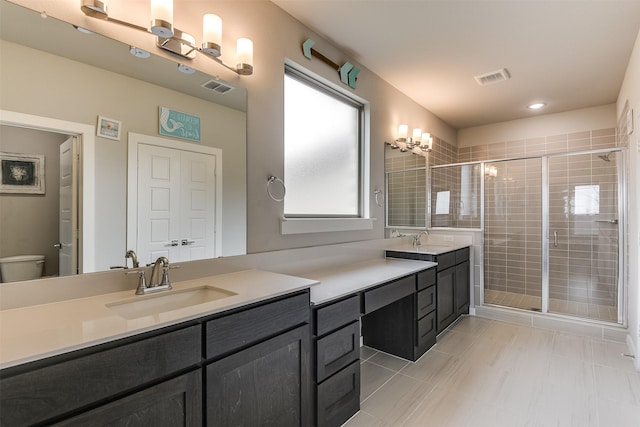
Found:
[485,165,498,177]
[386,124,433,157]
[80,0,253,75]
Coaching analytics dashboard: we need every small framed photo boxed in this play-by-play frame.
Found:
[0,152,45,194]
[97,116,122,140]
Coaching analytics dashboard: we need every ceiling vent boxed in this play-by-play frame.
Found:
[474,68,511,86]
[202,79,235,94]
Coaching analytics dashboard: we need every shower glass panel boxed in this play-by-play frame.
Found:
[484,158,543,311]
[430,164,482,228]
[547,152,619,322]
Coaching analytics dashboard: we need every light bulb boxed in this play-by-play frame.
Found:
[202,14,222,57]
[150,0,173,38]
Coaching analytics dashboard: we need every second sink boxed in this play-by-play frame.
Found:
[107,286,237,319]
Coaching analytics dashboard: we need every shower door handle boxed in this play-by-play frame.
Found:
[553,231,558,248]
[595,219,618,224]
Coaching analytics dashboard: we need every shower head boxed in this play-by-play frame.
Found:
[597,152,614,162]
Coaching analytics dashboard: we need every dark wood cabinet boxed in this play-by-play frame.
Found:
[455,260,470,315]
[386,246,471,334]
[311,295,361,427]
[206,325,310,427]
[436,267,457,332]
[0,325,202,426]
[0,290,311,427]
[56,370,202,426]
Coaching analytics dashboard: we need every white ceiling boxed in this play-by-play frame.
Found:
[272,0,640,129]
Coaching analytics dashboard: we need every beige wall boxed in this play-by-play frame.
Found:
[616,27,640,368]
[0,126,67,276]
[5,0,455,254]
[0,40,247,270]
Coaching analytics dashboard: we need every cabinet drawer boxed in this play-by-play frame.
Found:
[206,292,309,359]
[0,325,201,427]
[455,247,470,264]
[316,321,360,382]
[417,286,436,319]
[435,251,455,271]
[316,360,360,427]
[417,311,437,350]
[417,268,436,291]
[315,295,360,336]
[363,275,414,314]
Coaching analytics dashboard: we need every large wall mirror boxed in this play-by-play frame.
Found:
[0,0,247,281]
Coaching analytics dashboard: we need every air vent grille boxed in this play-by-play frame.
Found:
[202,79,234,94]
[474,68,511,86]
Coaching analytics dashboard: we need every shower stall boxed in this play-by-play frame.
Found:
[432,148,625,324]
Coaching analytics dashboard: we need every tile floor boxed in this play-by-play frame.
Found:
[344,316,640,427]
[484,289,618,323]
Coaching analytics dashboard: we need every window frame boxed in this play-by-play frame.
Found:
[283,64,365,219]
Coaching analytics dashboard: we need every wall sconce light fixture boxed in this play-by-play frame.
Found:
[485,165,498,177]
[386,124,433,157]
[81,0,253,75]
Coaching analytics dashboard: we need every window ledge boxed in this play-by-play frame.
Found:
[280,217,376,235]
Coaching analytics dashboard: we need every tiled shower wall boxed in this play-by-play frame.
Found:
[476,128,621,310]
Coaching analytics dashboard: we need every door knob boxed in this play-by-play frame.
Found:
[181,239,195,246]
[53,242,62,249]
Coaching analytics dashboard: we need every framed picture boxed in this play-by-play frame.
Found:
[0,152,45,194]
[97,116,122,140]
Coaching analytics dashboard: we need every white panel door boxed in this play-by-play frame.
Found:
[137,144,181,265]
[136,143,217,264]
[179,151,216,260]
[58,136,77,276]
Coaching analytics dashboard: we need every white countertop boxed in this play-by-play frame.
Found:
[307,258,437,305]
[385,242,471,255]
[0,248,443,369]
[0,269,317,369]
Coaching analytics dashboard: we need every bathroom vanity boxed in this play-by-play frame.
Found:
[0,240,471,427]
[0,289,311,426]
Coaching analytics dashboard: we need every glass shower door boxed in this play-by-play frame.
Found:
[547,152,620,322]
[484,158,543,311]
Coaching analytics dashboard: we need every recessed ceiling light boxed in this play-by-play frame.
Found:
[129,46,151,59]
[177,64,196,74]
[527,102,546,110]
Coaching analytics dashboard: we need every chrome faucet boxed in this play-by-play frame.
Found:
[412,230,429,247]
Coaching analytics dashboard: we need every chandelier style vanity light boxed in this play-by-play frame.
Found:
[81,0,253,75]
[387,124,433,157]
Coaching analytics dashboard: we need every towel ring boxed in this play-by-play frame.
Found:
[267,175,286,202]
[373,189,384,207]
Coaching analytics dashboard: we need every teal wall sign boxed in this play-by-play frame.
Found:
[302,38,360,89]
[159,107,201,142]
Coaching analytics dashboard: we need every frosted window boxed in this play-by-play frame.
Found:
[435,191,450,214]
[574,185,600,215]
[284,69,362,216]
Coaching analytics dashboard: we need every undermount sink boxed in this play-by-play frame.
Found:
[106,286,237,319]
